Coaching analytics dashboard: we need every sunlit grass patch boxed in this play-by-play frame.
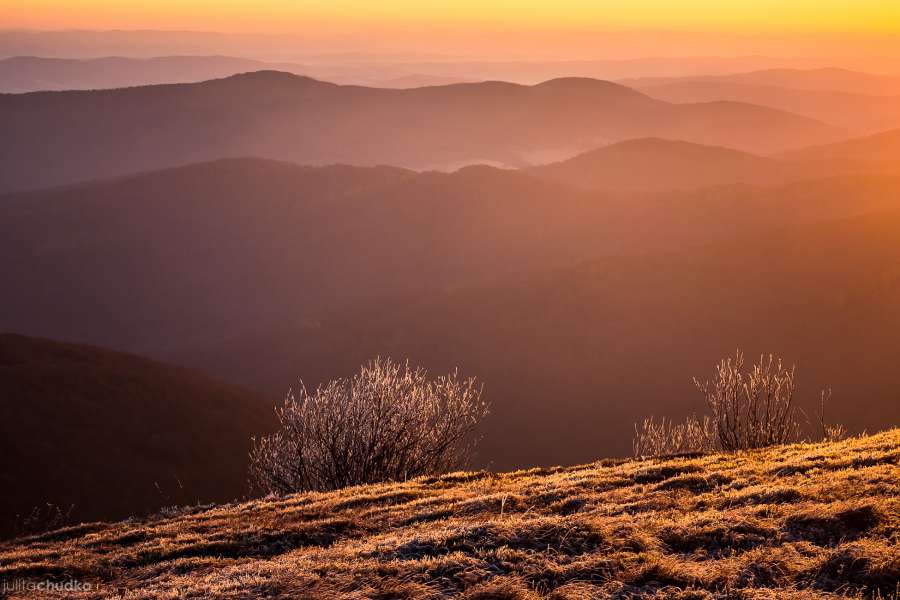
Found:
[0,429,897,599]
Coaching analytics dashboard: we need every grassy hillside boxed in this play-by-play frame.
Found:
[0,334,275,538]
[1,430,897,599]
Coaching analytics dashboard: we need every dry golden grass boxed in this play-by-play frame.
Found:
[1,430,898,599]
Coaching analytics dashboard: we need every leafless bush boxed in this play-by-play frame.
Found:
[633,415,715,458]
[818,388,847,443]
[694,350,802,451]
[249,358,488,495]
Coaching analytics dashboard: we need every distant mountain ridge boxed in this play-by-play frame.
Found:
[0,56,478,93]
[530,138,794,191]
[528,136,900,191]
[623,67,900,95]
[0,71,843,192]
[781,128,900,162]
[718,67,900,95]
[0,55,310,93]
[622,68,900,133]
[632,80,900,134]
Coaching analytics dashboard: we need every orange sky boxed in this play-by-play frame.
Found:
[5,1,900,34]
[4,1,900,62]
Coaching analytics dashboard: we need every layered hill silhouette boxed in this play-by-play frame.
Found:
[631,80,900,134]
[623,68,900,133]
[624,67,900,96]
[0,56,474,93]
[0,158,602,355]
[0,55,309,93]
[0,71,844,192]
[781,128,900,162]
[179,208,900,468]
[528,135,900,192]
[2,158,898,361]
[713,67,900,94]
[530,138,802,191]
[2,158,899,469]
[0,334,275,538]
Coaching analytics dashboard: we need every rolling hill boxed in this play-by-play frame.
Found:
[623,67,900,96]
[529,137,900,192]
[2,159,898,367]
[529,138,800,191]
[630,80,900,134]
[0,71,843,192]
[1,429,897,599]
[0,334,275,538]
[0,55,310,93]
[711,67,900,95]
[176,207,900,469]
[3,159,898,469]
[781,128,900,163]
[0,158,604,356]
[0,56,476,93]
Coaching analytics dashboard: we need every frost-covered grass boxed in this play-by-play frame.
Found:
[1,430,898,599]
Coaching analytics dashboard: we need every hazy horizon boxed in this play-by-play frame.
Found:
[2,26,900,74]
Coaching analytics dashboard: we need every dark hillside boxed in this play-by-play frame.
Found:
[0,334,275,537]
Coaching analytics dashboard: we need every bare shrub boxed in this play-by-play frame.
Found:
[818,389,847,443]
[633,415,715,458]
[694,350,801,451]
[249,358,488,495]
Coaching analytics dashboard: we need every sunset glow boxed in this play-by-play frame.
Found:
[6,0,900,35]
